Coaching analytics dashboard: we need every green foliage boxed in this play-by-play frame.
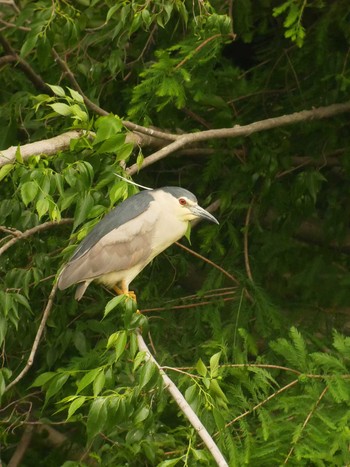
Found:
[1,0,350,465]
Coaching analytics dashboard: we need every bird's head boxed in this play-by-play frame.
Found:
[160,187,219,224]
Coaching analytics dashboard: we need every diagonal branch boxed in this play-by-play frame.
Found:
[0,219,73,256]
[52,48,177,142]
[136,329,229,467]
[126,101,350,174]
[4,282,58,393]
[0,33,51,93]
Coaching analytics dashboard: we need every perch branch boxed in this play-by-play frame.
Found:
[136,329,229,467]
[4,282,58,393]
[126,101,350,174]
[0,131,88,167]
[0,219,73,256]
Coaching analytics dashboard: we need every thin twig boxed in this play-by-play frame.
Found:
[136,329,229,467]
[52,48,177,142]
[283,385,329,464]
[0,34,50,93]
[0,219,73,256]
[243,197,255,282]
[140,296,236,313]
[175,241,240,285]
[175,34,233,70]
[226,379,299,428]
[4,282,58,393]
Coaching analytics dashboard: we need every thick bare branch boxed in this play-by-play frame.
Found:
[136,330,229,467]
[0,131,87,167]
[127,101,350,174]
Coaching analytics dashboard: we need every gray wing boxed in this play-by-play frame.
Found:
[58,206,158,290]
[70,189,153,262]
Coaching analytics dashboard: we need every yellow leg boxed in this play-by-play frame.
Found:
[113,283,137,302]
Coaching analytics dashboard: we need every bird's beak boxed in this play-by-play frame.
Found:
[190,205,219,224]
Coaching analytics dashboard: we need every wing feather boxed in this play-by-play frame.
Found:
[58,207,158,290]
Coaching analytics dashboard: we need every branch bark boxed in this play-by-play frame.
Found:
[8,424,34,467]
[127,101,350,174]
[0,219,73,256]
[0,131,87,167]
[2,101,350,176]
[136,329,229,467]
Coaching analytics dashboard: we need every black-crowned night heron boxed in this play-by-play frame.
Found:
[58,186,219,300]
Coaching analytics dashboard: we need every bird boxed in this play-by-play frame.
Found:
[57,186,219,301]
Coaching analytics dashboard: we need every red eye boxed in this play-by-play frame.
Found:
[179,198,187,206]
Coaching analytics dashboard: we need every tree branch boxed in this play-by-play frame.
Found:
[127,101,350,174]
[8,424,34,467]
[136,329,229,467]
[0,33,50,93]
[0,131,87,167]
[4,282,58,393]
[0,219,73,256]
[52,48,178,142]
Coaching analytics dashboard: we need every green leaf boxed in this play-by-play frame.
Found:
[133,351,146,371]
[20,34,38,57]
[109,182,127,205]
[67,87,84,103]
[0,315,8,347]
[114,330,127,362]
[47,84,66,97]
[49,103,72,116]
[15,146,23,163]
[70,104,88,122]
[106,3,122,22]
[196,358,207,377]
[21,181,38,206]
[0,164,14,182]
[96,134,125,154]
[139,360,156,389]
[104,295,126,318]
[134,406,150,424]
[93,371,105,397]
[73,193,94,230]
[67,396,86,420]
[36,198,50,219]
[209,379,228,404]
[94,115,123,145]
[31,372,57,388]
[87,397,107,439]
[77,368,101,394]
[45,373,70,402]
[157,459,182,467]
[209,351,221,378]
[116,142,134,162]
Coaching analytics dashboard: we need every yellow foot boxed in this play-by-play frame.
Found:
[113,285,137,302]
